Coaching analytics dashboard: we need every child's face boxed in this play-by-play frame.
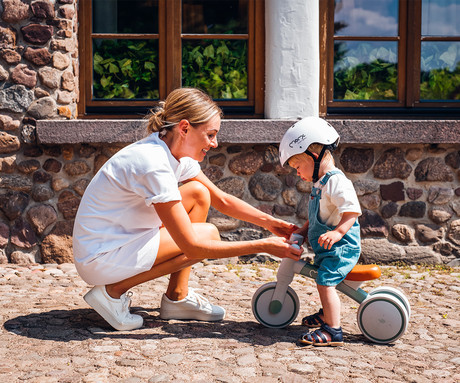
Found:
[288,155,315,182]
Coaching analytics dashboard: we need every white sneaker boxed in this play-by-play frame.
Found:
[83,285,143,331]
[159,288,226,321]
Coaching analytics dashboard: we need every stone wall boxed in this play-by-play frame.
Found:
[0,1,459,267]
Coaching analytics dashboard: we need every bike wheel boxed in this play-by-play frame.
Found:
[357,293,409,344]
[369,286,411,318]
[252,282,300,328]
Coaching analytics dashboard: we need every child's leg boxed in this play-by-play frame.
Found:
[317,284,341,328]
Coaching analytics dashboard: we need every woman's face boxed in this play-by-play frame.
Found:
[184,115,220,161]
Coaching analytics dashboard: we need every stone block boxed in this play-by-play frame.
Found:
[373,148,412,179]
[0,85,34,113]
[415,158,453,182]
[340,147,374,174]
[380,181,405,202]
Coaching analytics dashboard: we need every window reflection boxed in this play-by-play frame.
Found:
[422,0,459,36]
[334,0,398,37]
[334,41,398,100]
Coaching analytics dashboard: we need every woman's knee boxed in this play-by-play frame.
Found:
[181,180,211,207]
[196,222,220,241]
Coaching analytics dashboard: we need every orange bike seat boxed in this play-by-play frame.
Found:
[345,264,381,281]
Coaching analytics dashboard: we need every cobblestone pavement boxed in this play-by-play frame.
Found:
[0,261,459,383]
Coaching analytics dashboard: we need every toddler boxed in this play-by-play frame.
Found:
[279,117,362,347]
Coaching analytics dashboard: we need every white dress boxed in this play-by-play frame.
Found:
[73,132,200,285]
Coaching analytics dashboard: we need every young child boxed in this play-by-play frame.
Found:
[279,116,362,347]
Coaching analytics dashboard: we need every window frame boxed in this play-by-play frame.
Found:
[319,0,460,117]
[78,0,265,118]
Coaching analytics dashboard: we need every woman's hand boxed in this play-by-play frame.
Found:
[262,236,303,261]
[266,218,299,239]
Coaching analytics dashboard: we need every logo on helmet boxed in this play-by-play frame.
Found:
[289,134,307,148]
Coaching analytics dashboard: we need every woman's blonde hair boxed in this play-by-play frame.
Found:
[146,88,223,137]
[289,143,335,166]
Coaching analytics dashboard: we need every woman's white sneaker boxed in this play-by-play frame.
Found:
[159,288,226,321]
[83,285,143,331]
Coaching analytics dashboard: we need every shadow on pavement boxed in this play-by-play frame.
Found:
[3,307,372,347]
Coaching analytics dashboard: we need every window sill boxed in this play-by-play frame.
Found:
[36,119,460,145]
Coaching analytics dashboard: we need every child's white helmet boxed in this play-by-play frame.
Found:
[279,116,340,166]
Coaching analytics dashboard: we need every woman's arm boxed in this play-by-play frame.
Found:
[190,171,298,238]
[154,199,302,260]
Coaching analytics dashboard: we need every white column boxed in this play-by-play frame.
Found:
[265,0,319,119]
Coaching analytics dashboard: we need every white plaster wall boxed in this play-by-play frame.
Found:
[265,0,319,119]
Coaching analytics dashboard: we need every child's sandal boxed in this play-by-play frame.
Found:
[301,308,324,328]
[299,323,344,347]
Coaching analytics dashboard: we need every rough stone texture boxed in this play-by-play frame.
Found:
[40,220,73,263]
[1,0,30,23]
[207,208,240,232]
[406,187,423,200]
[448,220,460,246]
[373,148,412,179]
[360,238,405,263]
[0,23,17,48]
[17,159,40,174]
[31,183,54,202]
[9,250,36,264]
[359,194,380,210]
[23,46,52,66]
[399,201,426,218]
[1,48,21,64]
[57,190,80,219]
[10,217,37,249]
[340,147,374,173]
[215,177,245,199]
[381,201,398,218]
[27,96,56,119]
[427,187,454,205]
[21,24,53,45]
[429,207,453,224]
[31,0,55,19]
[282,189,298,207]
[27,204,57,235]
[0,174,33,192]
[0,85,34,113]
[32,169,51,183]
[0,132,20,154]
[63,160,90,176]
[392,224,414,243]
[445,150,460,169]
[38,67,61,89]
[415,224,444,244]
[0,65,9,81]
[359,210,389,238]
[415,158,454,182]
[0,191,29,220]
[43,158,62,173]
[248,173,282,201]
[0,155,17,173]
[229,151,263,175]
[202,165,223,183]
[353,179,379,196]
[72,178,90,197]
[380,181,404,202]
[0,222,9,247]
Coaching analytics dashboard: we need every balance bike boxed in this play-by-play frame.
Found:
[252,237,410,344]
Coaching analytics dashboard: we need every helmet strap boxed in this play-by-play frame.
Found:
[305,145,331,183]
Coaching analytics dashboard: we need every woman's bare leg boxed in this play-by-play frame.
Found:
[106,181,214,299]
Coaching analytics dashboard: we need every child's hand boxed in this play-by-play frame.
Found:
[318,230,343,250]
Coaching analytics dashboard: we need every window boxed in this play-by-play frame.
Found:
[78,0,264,118]
[320,0,460,116]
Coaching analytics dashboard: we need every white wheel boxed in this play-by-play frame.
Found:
[252,282,300,328]
[357,293,409,344]
[369,286,411,318]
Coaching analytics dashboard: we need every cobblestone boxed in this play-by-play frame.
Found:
[0,262,459,382]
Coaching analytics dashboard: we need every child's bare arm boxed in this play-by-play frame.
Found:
[318,212,359,250]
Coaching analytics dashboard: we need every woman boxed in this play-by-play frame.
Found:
[73,88,302,331]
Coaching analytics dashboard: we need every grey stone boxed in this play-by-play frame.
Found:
[359,194,381,210]
[451,200,460,216]
[415,158,454,182]
[0,174,33,192]
[415,224,444,243]
[0,191,29,220]
[427,187,454,205]
[38,67,61,89]
[202,165,223,183]
[207,208,240,232]
[281,189,298,207]
[359,210,389,238]
[399,201,426,218]
[228,151,263,175]
[340,147,374,173]
[403,246,443,264]
[10,250,36,264]
[353,179,379,196]
[215,177,245,199]
[296,179,311,194]
[392,224,414,243]
[296,194,309,220]
[0,85,34,113]
[31,184,54,202]
[249,173,282,201]
[373,148,412,179]
[381,202,398,218]
[360,238,405,264]
[27,97,56,119]
[428,207,452,224]
[21,124,36,144]
[448,220,460,246]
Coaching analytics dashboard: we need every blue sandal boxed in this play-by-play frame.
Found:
[299,323,344,347]
[301,308,324,328]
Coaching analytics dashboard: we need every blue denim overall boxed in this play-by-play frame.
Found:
[308,170,361,286]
